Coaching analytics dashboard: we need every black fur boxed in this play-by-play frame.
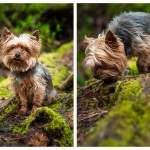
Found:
[108,12,150,55]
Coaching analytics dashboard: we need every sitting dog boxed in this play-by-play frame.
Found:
[0,27,57,114]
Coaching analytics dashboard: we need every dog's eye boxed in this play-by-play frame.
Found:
[23,47,28,51]
[8,46,15,51]
[11,46,15,49]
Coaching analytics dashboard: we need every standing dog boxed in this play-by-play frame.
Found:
[83,12,150,80]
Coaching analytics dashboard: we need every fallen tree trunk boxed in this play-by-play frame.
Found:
[78,74,150,146]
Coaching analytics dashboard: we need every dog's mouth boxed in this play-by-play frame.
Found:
[14,58,21,61]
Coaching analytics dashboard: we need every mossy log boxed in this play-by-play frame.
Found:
[0,41,73,147]
[78,74,150,146]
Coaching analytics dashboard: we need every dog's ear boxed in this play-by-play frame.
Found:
[83,35,95,49]
[2,27,12,38]
[105,30,118,46]
[31,30,39,41]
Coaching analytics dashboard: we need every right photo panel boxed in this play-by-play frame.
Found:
[77,4,150,146]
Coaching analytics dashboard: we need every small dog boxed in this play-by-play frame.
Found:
[0,27,57,114]
[83,12,150,80]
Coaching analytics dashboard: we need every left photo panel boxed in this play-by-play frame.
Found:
[0,3,73,147]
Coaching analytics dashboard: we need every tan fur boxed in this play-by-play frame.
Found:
[83,31,127,80]
[1,29,41,72]
[11,73,46,112]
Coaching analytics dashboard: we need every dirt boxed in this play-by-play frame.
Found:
[77,80,116,146]
[0,111,28,146]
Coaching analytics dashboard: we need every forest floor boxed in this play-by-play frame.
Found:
[77,58,150,146]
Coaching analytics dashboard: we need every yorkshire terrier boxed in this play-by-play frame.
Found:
[0,27,57,114]
[83,12,150,80]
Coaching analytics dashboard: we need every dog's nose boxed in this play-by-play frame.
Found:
[15,52,21,60]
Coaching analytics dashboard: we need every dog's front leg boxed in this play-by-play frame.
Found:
[18,93,27,114]
[32,86,45,113]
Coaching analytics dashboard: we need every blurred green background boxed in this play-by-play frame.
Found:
[77,4,150,87]
[0,3,73,52]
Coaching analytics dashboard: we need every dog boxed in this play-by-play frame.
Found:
[83,12,150,80]
[0,27,57,114]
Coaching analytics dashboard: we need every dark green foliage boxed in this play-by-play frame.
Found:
[0,4,73,52]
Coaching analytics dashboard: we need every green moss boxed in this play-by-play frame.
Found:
[128,57,139,75]
[14,107,73,147]
[84,96,150,146]
[39,41,72,88]
[0,77,5,83]
[0,78,10,88]
[0,78,13,98]
[117,78,142,101]
[52,66,69,87]
[13,114,35,134]
[39,107,73,147]
[39,41,73,67]
[57,41,73,53]
[0,99,19,121]
[39,52,62,67]
[39,53,69,87]
[50,92,73,111]
[0,88,13,98]
[83,76,150,146]
[50,93,65,111]
[110,78,142,104]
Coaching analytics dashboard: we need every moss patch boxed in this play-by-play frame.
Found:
[50,93,66,111]
[0,99,19,121]
[39,41,73,66]
[84,96,150,146]
[0,78,13,98]
[0,78,10,88]
[39,41,73,88]
[13,114,35,134]
[83,76,150,146]
[128,57,139,75]
[40,107,73,147]
[57,41,73,53]
[117,78,142,101]
[0,88,13,98]
[110,77,142,103]
[52,65,69,87]
[14,107,73,147]
[0,77,5,83]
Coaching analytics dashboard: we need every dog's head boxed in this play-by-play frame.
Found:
[83,30,127,80]
[0,27,41,72]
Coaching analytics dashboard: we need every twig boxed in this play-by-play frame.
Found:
[78,111,108,123]
[0,95,16,110]
[0,135,25,141]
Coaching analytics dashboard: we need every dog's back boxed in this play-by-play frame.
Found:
[107,12,150,56]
